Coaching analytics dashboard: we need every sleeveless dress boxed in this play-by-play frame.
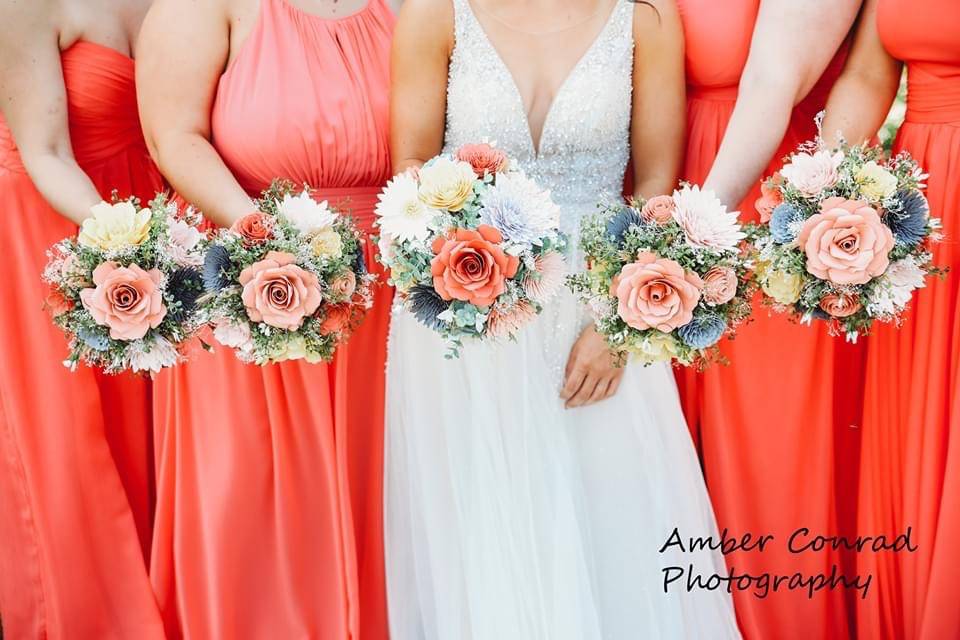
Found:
[857,3,960,638]
[675,2,856,639]
[384,2,740,638]
[0,41,162,640]
[150,1,393,637]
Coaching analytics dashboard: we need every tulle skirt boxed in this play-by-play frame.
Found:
[384,248,741,639]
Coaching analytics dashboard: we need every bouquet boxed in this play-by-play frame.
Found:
[202,180,374,364]
[43,194,208,374]
[568,186,755,367]
[752,137,943,340]
[375,143,566,356]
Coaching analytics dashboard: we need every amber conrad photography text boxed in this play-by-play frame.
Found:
[659,527,919,600]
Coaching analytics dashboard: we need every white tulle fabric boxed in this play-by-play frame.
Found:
[385,1,742,638]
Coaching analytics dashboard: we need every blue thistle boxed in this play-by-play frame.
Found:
[166,267,204,323]
[408,285,449,331]
[769,204,804,244]
[676,312,727,350]
[354,249,368,276]
[605,206,645,247]
[203,244,233,292]
[77,327,110,352]
[887,189,928,246]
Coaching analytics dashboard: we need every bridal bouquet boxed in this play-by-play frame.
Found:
[375,143,566,356]
[201,180,374,364]
[43,194,208,374]
[568,186,755,367]
[752,139,942,340]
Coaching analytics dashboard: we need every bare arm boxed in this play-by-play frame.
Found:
[630,0,685,199]
[136,0,254,227]
[0,0,103,224]
[703,0,862,208]
[820,0,901,147]
[389,0,452,173]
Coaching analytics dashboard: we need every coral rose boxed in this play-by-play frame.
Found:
[820,293,862,318]
[319,303,352,336]
[231,211,273,245]
[754,174,784,223]
[455,143,509,177]
[702,265,738,306]
[239,251,322,330]
[80,262,167,340]
[640,195,676,225]
[430,225,520,307]
[797,197,895,285]
[44,288,74,316]
[611,252,703,332]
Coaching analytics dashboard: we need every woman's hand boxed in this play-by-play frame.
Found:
[560,325,625,409]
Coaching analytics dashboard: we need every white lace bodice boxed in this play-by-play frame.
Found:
[443,0,634,239]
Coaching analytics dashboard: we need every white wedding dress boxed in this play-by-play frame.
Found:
[385,1,741,638]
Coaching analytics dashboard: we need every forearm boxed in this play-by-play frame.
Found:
[704,80,795,209]
[820,70,900,147]
[150,131,254,227]
[21,152,102,225]
[633,170,678,201]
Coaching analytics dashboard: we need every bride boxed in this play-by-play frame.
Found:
[385,0,741,637]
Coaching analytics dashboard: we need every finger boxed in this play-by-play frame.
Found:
[567,375,598,408]
[586,379,610,406]
[605,373,624,399]
[560,366,586,400]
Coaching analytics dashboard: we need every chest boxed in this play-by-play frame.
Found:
[61,0,152,56]
[877,0,960,65]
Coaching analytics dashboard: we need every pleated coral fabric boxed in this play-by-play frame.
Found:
[150,1,394,637]
[855,2,960,638]
[0,41,162,640]
[676,2,858,638]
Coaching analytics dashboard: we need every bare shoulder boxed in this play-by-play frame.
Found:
[396,0,454,36]
[0,0,56,35]
[631,0,682,41]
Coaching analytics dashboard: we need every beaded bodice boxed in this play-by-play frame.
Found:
[443,0,634,241]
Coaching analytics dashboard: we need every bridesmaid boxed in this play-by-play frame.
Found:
[676,1,861,639]
[136,0,393,637]
[822,1,960,637]
[0,1,163,638]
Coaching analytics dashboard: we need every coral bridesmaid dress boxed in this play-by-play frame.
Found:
[151,1,393,638]
[0,42,162,639]
[856,3,960,638]
[676,2,858,639]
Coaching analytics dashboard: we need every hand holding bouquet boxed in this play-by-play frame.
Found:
[202,180,374,364]
[43,194,208,374]
[375,143,566,356]
[753,135,943,340]
[568,186,754,367]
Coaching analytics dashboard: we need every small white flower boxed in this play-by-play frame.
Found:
[437,308,455,324]
[671,186,746,251]
[376,173,437,242]
[213,319,255,353]
[866,256,926,316]
[129,337,180,374]
[277,192,337,236]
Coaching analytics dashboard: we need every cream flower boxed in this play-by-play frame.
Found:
[310,227,343,260]
[632,332,680,365]
[856,161,898,202]
[418,157,477,211]
[79,201,152,250]
[762,269,803,305]
[273,334,324,364]
[129,337,180,374]
[277,192,337,236]
[376,173,436,241]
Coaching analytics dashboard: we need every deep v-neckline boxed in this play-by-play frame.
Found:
[462,0,621,158]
